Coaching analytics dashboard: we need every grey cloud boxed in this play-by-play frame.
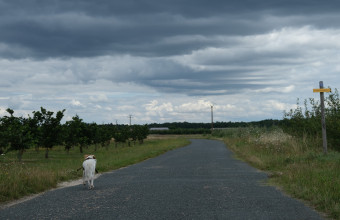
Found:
[1,0,340,59]
[1,0,340,112]
[144,78,267,96]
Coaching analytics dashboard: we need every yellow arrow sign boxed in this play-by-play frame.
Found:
[313,88,331,93]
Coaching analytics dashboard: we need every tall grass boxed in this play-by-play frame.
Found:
[0,137,190,204]
[213,127,340,219]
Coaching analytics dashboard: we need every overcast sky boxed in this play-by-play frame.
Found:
[0,0,339,124]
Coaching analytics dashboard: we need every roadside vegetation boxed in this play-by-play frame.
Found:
[213,89,340,219]
[0,136,190,204]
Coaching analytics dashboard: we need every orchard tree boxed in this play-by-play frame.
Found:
[136,125,149,144]
[27,111,40,151]
[130,125,138,144]
[112,125,130,147]
[98,124,113,148]
[64,115,92,153]
[63,115,82,153]
[78,121,89,153]
[88,123,101,151]
[34,107,65,159]
[0,109,36,161]
[130,125,149,144]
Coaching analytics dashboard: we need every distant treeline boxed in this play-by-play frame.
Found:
[148,119,281,134]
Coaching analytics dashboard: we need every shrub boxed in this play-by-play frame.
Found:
[282,88,340,151]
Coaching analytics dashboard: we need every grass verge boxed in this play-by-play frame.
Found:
[0,137,190,205]
[213,127,340,220]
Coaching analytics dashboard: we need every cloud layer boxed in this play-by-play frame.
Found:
[0,0,339,123]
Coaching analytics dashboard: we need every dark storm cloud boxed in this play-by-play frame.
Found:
[1,0,340,99]
[1,0,340,59]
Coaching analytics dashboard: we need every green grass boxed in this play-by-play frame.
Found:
[0,137,190,204]
[213,127,340,219]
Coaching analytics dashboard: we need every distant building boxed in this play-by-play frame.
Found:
[149,127,169,131]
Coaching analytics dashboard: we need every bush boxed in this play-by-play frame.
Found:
[282,88,340,151]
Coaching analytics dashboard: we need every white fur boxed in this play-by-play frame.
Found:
[82,156,97,189]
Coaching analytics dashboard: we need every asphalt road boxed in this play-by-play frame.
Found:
[0,139,323,219]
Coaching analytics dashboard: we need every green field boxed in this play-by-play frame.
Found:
[0,137,190,205]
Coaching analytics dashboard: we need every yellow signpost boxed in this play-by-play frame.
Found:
[313,81,331,154]
[313,88,331,93]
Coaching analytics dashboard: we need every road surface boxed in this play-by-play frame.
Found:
[0,139,323,219]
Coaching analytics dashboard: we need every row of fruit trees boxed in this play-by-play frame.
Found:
[0,107,149,161]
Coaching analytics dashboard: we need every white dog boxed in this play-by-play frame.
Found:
[82,155,97,189]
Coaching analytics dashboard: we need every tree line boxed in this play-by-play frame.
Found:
[0,107,149,161]
[148,119,281,135]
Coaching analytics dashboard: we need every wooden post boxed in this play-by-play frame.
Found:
[313,81,331,154]
[319,81,327,154]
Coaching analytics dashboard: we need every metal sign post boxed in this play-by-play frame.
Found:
[313,81,331,154]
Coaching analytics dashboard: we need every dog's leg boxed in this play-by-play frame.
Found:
[87,176,92,189]
[89,177,94,189]
[83,170,86,186]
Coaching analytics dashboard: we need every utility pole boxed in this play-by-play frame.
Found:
[128,115,133,126]
[211,105,214,131]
